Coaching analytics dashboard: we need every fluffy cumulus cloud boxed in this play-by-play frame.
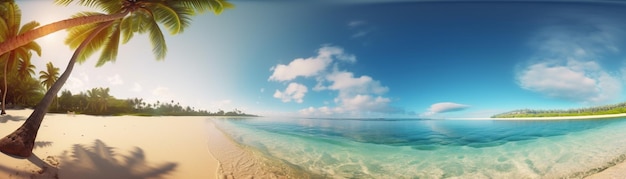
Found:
[107,74,124,85]
[151,86,173,101]
[422,102,470,116]
[517,17,625,104]
[518,61,621,103]
[268,46,355,82]
[318,71,388,95]
[62,71,90,93]
[131,82,143,92]
[273,82,308,103]
[269,46,398,116]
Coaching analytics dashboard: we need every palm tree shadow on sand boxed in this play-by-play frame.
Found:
[0,114,25,123]
[58,139,177,179]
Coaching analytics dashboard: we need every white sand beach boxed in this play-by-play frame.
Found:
[0,109,227,179]
[1,109,626,178]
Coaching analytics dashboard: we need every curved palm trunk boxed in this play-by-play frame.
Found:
[1,54,9,115]
[0,21,115,157]
[0,12,127,56]
[1,52,16,115]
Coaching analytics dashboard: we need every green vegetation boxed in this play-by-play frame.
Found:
[491,102,626,118]
[0,2,41,115]
[0,0,234,157]
[52,88,255,117]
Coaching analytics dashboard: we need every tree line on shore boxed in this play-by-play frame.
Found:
[491,102,626,118]
[0,0,235,157]
[54,87,255,116]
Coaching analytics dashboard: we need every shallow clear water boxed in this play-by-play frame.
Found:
[213,117,626,178]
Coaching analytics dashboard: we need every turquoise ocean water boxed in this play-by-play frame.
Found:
[213,117,626,178]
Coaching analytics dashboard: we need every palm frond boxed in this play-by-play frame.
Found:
[150,2,192,34]
[15,22,42,57]
[0,18,8,42]
[65,12,106,48]
[146,18,166,60]
[18,21,39,35]
[55,0,122,13]
[178,0,234,15]
[96,21,121,67]
[5,1,20,34]
[77,23,115,63]
[22,41,41,57]
[120,14,135,44]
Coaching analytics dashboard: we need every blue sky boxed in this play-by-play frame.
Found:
[16,1,626,118]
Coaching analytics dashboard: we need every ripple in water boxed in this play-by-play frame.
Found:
[213,117,626,178]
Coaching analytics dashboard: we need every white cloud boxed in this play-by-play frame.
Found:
[519,61,622,104]
[268,46,354,82]
[131,83,142,92]
[62,71,89,93]
[324,71,388,95]
[518,18,624,104]
[269,46,399,116]
[63,77,85,93]
[347,20,374,39]
[339,94,391,112]
[210,99,233,111]
[299,106,337,116]
[352,31,369,38]
[152,86,172,101]
[107,74,123,85]
[348,20,366,28]
[314,71,393,114]
[422,102,470,116]
[273,82,308,103]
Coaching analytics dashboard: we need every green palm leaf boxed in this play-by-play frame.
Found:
[179,0,234,15]
[97,21,120,66]
[0,18,8,41]
[147,17,166,60]
[18,21,39,35]
[150,2,191,34]
[120,14,135,43]
[65,12,105,48]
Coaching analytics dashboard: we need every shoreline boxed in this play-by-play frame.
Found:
[2,109,626,178]
[450,112,626,120]
[0,109,303,179]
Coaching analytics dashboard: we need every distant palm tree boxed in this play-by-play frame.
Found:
[17,52,36,79]
[85,87,110,113]
[11,76,42,106]
[0,0,234,157]
[39,62,60,109]
[39,62,60,90]
[0,2,42,115]
[98,87,110,113]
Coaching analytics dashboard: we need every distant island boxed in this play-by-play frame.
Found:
[492,102,626,118]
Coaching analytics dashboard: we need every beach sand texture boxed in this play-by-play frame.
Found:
[0,109,221,179]
[1,109,626,178]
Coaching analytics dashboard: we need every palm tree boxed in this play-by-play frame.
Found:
[98,87,111,113]
[17,52,36,79]
[0,0,233,56]
[0,2,42,115]
[0,0,233,157]
[39,62,60,90]
[11,75,42,107]
[86,88,99,112]
[39,62,60,109]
